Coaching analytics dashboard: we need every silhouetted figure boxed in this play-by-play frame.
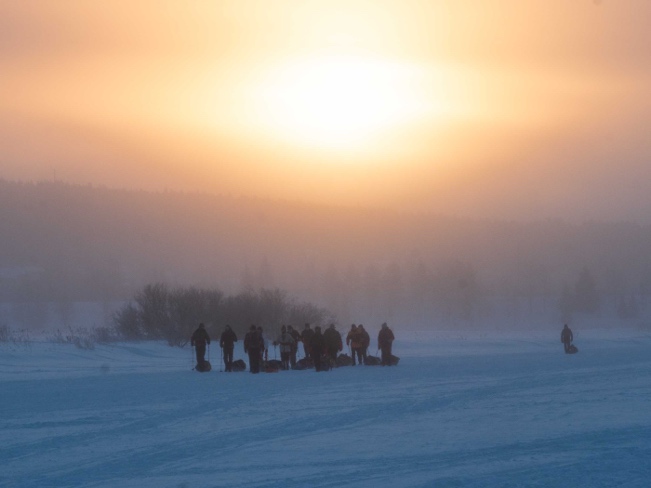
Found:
[244,325,264,373]
[378,322,395,366]
[301,323,314,359]
[358,324,370,364]
[310,326,326,372]
[276,325,295,370]
[561,324,574,354]
[258,326,268,365]
[220,325,238,372]
[191,323,211,371]
[287,325,301,368]
[346,324,363,366]
[323,324,342,368]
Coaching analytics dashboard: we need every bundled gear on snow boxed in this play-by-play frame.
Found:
[336,353,354,367]
[231,359,247,372]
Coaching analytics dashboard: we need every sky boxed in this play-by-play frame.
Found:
[1,0,651,222]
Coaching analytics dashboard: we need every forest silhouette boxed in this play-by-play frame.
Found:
[1,179,650,329]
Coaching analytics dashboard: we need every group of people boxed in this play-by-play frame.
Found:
[190,322,396,373]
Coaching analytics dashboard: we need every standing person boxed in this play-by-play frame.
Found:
[287,325,301,368]
[310,326,326,372]
[244,325,263,373]
[276,326,295,370]
[346,324,363,366]
[258,326,269,365]
[323,324,343,368]
[190,323,211,371]
[301,323,315,359]
[219,325,238,372]
[378,322,395,366]
[358,324,370,364]
[561,324,574,354]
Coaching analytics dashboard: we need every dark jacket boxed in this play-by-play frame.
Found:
[244,330,264,353]
[378,327,395,349]
[324,327,343,352]
[561,326,573,344]
[301,327,315,344]
[220,328,238,349]
[346,327,363,348]
[289,328,301,346]
[191,326,211,347]
[310,330,325,354]
[359,327,370,349]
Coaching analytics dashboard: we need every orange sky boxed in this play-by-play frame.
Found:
[1,0,651,222]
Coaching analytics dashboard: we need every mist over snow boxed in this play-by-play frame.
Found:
[2,180,651,334]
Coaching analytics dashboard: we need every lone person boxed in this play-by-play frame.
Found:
[378,322,395,366]
[561,324,574,354]
[219,325,238,372]
[191,323,211,371]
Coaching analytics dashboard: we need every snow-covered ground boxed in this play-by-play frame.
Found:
[2,328,650,487]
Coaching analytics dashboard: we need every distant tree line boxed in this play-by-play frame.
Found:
[2,179,651,329]
[113,283,334,346]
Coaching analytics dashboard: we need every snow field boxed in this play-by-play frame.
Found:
[1,330,650,487]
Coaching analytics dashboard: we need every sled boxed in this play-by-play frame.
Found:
[389,355,400,366]
[336,354,354,367]
[266,359,283,372]
[195,360,212,372]
[294,357,314,370]
[231,359,246,372]
[364,355,381,366]
[567,344,579,354]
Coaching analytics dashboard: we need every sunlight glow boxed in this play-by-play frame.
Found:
[250,54,437,153]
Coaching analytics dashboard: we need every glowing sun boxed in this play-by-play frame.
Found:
[252,54,433,152]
